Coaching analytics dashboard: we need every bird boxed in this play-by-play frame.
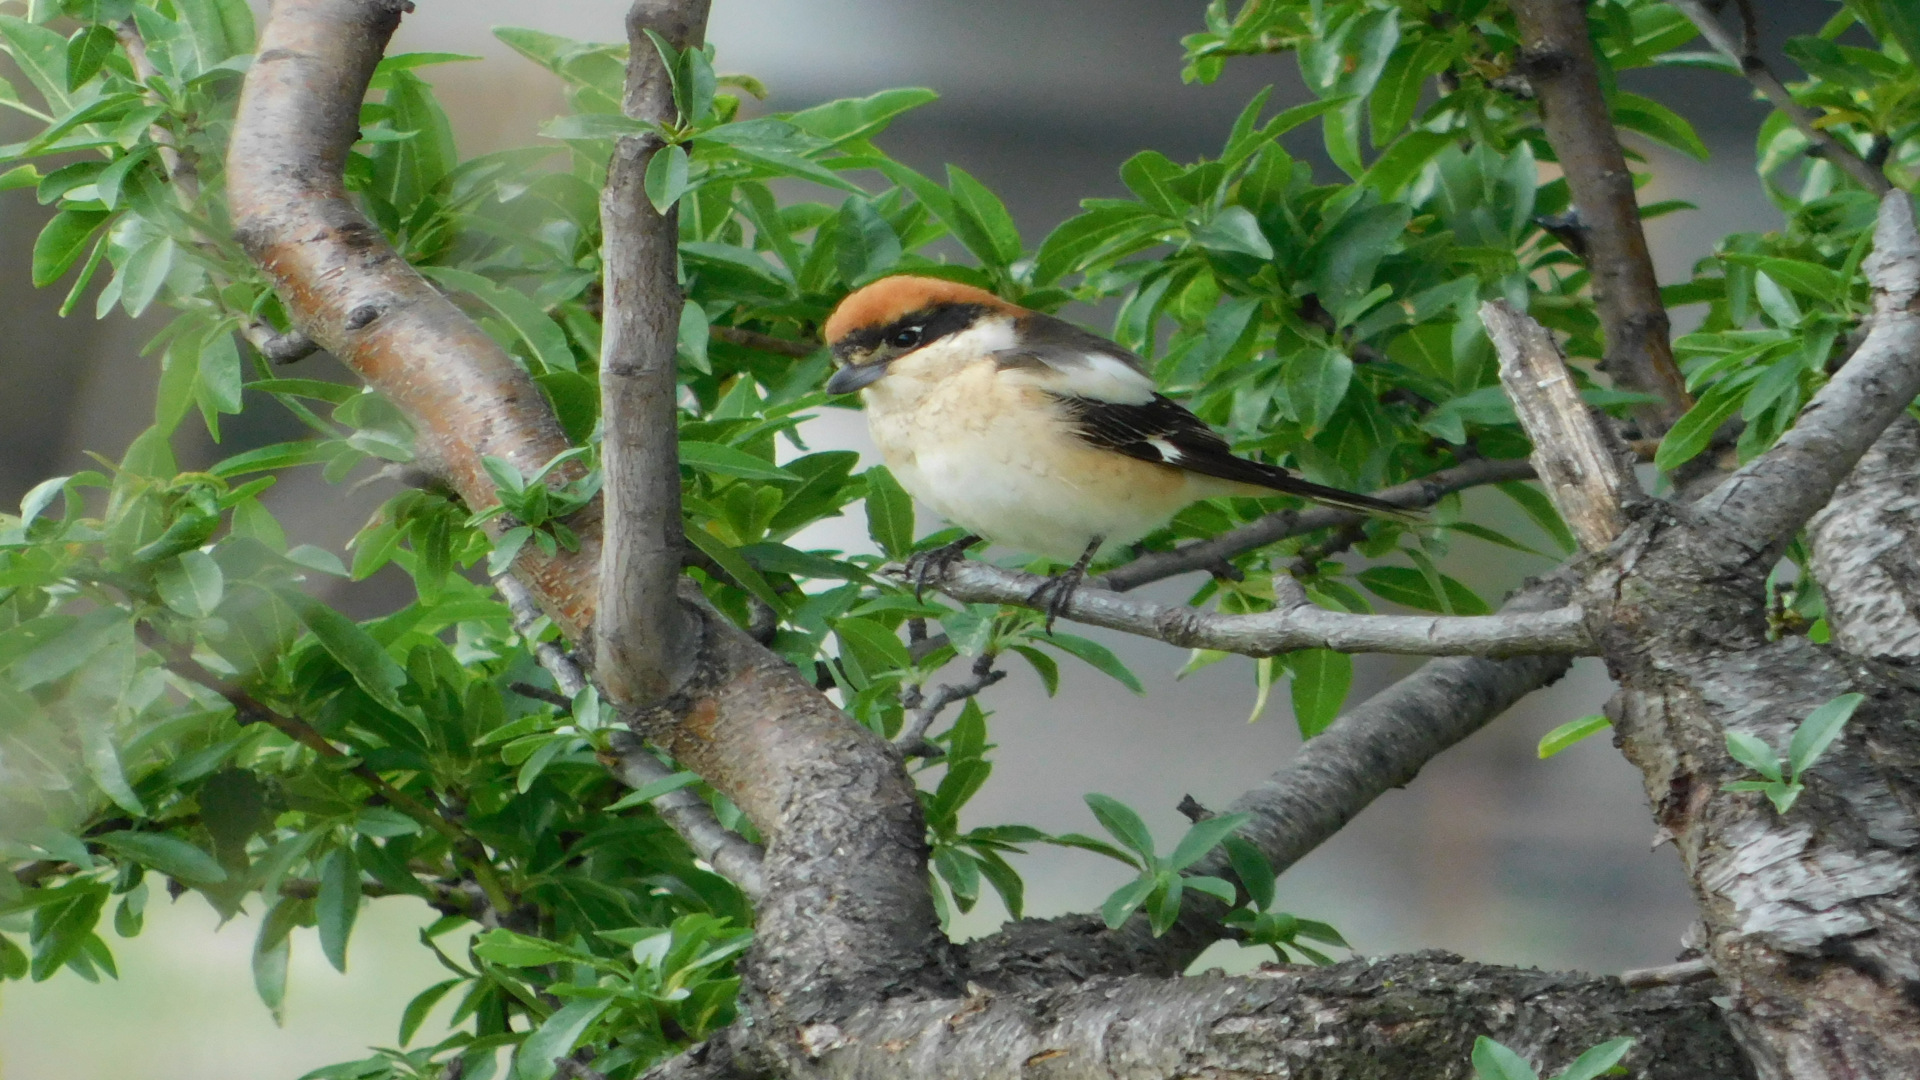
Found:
[821,274,1409,628]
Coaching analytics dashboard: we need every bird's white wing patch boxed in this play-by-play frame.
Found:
[998,347,1156,405]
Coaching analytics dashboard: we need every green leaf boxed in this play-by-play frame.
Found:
[398,977,463,1045]
[64,23,116,90]
[1719,254,1844,304]
[316,846,360,973]
[1654,378,1744,472]
[863,465,915,558]
[0,15,74,114]
[155,549,224,618]
[679,440,798,481]
[1471,1035,1539,1080]
[835,615,911,676]
[1787,692,1863,779]
[645,142,691,213]
[514,996,613,1080]
[31,208,109,287]
[1555,1037,1635,1080]
[95,832,227,884]
[1249,640,1328,732]
[1045,632,1144,694]
[1167,811,1250,871]
[1223,836,1276,911]
[945,164,1022,268]
[1613,92,1708,160]
[474,929,579,968]
[1724,730,1783,783]
[80,717,144,816]
[118,234,177,318]
[605,770,701,812]
[787,87,938,143]
[1537,714,1611,758]
[1190,205,1273,259]
[1355,566,1489,615]
[419,266,576,374]
[252,899,297,1021]
[1283,347,1353,434]
[1099,873,1156,929]
[1085,793,1157,859]
[1496,481,1577,555]
[296,598,411,717]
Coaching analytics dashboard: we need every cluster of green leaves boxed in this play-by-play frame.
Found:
[1723,691,1864,815]
[1472,1034,1635,1080]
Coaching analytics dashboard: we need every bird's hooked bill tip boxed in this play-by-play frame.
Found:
[825,362,889,395]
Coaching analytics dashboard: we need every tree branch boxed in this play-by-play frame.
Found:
[1099,456,1538,592]
[710,325,816,358]
[918,560,1593,656]
[895,652,1005,757]
[797,953,1748,1080]
[496,574,766,899]
[1807,415,1920,660]
[1484,299,1643,551]
[962,573,1577,989]
[1510,0,1691,434]
[1669,0,1890,195]
[229,12,955,1068]
[1691,191,1920,549]
[227,0,601,640]
[596,1,707,706]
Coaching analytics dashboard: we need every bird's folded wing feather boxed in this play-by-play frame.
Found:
[992,313,1405,515]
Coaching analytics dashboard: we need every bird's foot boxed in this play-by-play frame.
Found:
[903,534,982,600]
[1027,536,1103,634]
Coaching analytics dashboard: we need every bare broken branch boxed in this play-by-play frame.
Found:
[1484,299,1643,551]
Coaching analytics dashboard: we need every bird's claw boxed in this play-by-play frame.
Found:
[1026,573,1081,635]
[903,534,981,601]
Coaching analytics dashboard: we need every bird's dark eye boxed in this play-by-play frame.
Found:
[887,326,923,349]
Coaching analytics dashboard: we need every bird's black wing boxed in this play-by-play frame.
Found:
[1049,392,1410,517]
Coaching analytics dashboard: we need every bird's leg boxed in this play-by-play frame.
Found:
[1028,536,1102,634]
[904,534,982,600]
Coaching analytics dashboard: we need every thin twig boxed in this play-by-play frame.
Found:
[710,325,816,357]
[1619,958,1716,988]
[895,653,1006,757]
[1670,0,1890,195]
[920,560,1594,656]
[1100,456,1538,592]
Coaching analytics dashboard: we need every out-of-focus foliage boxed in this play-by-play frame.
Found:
[0,0,1906,1075]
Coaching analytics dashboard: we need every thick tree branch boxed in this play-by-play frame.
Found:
[1099,456,1538,591]
[919,560,1592,656]
[497,574,766,899]
[962,573,1577,989]
[1669,0,1890,195]
[228,0,600,639]
[229,11,954,1070]
[1510,0,1691,434]
[596,1,707,706]
[796,954,1749,1080]
[1692,191,1920,549]
[1484,299,1643,551]
[1807,415,1920,660]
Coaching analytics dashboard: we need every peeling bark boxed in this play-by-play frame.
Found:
[1808,415,1920,660]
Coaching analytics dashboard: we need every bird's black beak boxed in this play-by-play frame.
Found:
[825,361,890,395]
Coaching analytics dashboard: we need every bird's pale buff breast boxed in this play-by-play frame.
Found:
[859,350,1198,561]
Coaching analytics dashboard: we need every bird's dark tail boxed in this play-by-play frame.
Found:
[1185,454,1420,520]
